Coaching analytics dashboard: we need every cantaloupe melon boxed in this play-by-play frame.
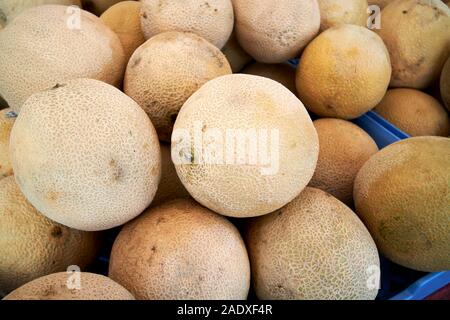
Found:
[317,0,368,31]
[100,1,145,62]
[124,31,231,142]
[172,74,319,218]
[221,29,252,73]
[232,0,320,63]
[296,24,391,119]
[376,0,450,89]
[368,0,391,8]
[0,176,102,295]
[9,78,161,231]
[0,109,15,178]
[81,0,120,15]
[242,62,297,95]
[441,56,450,110]
[354,136,450,272]
[374,89,450,137]
[308,118,378,205]
[0,5,125,112]
[3,272,134,300]
[109,199,250,300]
[140,0,234,49]
[246,187,380,300]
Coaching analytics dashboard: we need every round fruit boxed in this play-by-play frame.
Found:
[0,108,15,178]
[140,0,234,49]
[0,0,81,27]
[318,0,368,31]
[0,176,102,295]
[100,1,145,62]
[374,88,450,137]
[109,199,250,300]
[242,62,297,94]
[3,272,134,300]
[308,118,378,205]
[81,0,120,15]
[441,56,450,110]
[0,5,125,112]
[172,74,319,218]
[124,32,231,142]
[9,78,161,231]
[296,24,391,119]
[354,136,450,272]
[376,0,450,89]
[368,0,391,8]
[221,29,252,73]
[233,0,320,63]
[151,143,190,206]
[246,187,380,300]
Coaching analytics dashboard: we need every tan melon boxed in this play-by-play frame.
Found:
[124,31,231,142]
[0,109,15,178]
[81,0,120,15]
[232,0,320,63]
[0,0,81,27]
[172,74,319,218]
[151,143,190,206]
[242,62,297,95]
[0,176,102,295]
[221,29,252,73]
[100,1,145,62]
[3,272,134,300]
[318,0,368,31]
[246,187,380,300]
[376,0,450,89]
[109,199,250,300]
[354,136,450,272]
[296,24,391,119]
[140,0,234,49]
[441,56,450,110]
[308,118,378,205]
[374,89,450,137]
[368,0,391,8]
[0,5,125,112]
[9,78,161,231]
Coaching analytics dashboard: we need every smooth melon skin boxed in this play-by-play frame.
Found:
[172,74,319,218]
[0,176,102,295]
[221,29,252,73]
[441,56,450,111]
[124,31,232,142]
[9,78,161,231]
[242,62,297,95]
[317,0,368,31]
[81,0,121,15]
[354,137,450,272]
[109,199,250,300]
[0,109,15,178]
[140,0,234,49]
[296,24,391,119]
[376,0,450,89]
[100,1,146,63]
[246,187,380,300]
[373,89,450,137]
[232,0,320,63]
[3,272,134,300]
[308,118,379,206]
[0,5,125,113]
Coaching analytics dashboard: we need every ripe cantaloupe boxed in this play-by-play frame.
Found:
[172,74,319,218]
[376,0,450,89]
[354,136,450,272]
[124,31,232,142]
[368,0,391,8]
[151,143,190,206]
[317,0,368,31]
[0,176,102,295]
[221,29,252,73]
[0,0,81,27]
[140,0,234,49]
[9,78,161,231]
[109,199,250,300]
[100,1,145,62]
[246,187,380,300]
[0,109,15,178]
[242,62,297,95]
[232,0,320,63]
[308,118,378,205]
[3,272,134,300]
[0,5,125,113]
[374,89,450,137]
[441,56,450,110]
[81,0,120,15]
[296,24,391,119]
